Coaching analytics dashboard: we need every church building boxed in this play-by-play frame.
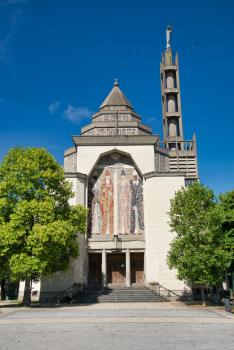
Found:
[39,33,199,302]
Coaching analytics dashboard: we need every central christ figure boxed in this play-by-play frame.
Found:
[101,169,114,234]
[117,169,131,234]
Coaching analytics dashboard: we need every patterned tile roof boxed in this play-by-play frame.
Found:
[99,80,134,110]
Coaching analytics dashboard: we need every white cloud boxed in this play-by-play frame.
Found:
[147,117,157,122]
[63,105,92,123]
[0,1,27,65]
[48,101,60,114]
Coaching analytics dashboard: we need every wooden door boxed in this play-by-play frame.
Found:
[107,254,126,283]
[88,253,102,284]
[131,253,144,283]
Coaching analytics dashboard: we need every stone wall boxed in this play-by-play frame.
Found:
[144,175,189,294]
[39,234,86,302]
[76,145,155,176]
[93,114,140,122]
[64,152,77,172]
[82,128,151,136]
[154,152,170,172]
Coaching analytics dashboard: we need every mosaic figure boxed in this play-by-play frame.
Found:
[90,171,102,234]
[130,170,144,234]
[88,175,95,233]
[117,169,131,234]
[101,169,114,234]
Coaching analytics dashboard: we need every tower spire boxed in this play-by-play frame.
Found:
[160,26,184,150]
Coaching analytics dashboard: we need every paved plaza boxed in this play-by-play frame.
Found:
[0,303,234,349]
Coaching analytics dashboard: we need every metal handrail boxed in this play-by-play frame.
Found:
[159,284,180,298]
[53,284,74,300]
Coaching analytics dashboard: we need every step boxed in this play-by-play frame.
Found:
[72,287,168,304]
[73,291,161,294]
[75,297,163,300]
[73,300,167,304]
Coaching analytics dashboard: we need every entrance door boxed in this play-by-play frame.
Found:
[88,253,102,284]
[131,253,144,283]
[107,253,126,284]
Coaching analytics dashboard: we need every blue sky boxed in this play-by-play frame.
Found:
[0,0,233,196]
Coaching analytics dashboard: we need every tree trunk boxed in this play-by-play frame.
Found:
[201,284,206,306]
[22,276,31,306]
[1,279,5,300]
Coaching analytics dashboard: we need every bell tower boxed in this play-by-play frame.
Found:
[159,25,199,181]
[160,25,184,150]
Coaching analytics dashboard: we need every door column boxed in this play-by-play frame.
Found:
[126,249,131,287]
[102,249,107,288]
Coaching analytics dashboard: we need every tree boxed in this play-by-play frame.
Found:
[219,190,234,295]
[0,146,88,306]
[219,190,234,270]
[166,181,231,305]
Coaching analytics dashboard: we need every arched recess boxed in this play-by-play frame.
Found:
[87,149,145,238]
[87,149,143,179]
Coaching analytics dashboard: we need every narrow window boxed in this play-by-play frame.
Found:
[176,121,180,137]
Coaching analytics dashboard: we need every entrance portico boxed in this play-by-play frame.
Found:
[87,250,145,288]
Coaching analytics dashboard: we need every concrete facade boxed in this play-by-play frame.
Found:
[39,45,198,303]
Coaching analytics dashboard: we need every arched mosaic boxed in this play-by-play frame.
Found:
[88,153,144,237]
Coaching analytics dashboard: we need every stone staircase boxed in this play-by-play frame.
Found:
[72,287,167,304]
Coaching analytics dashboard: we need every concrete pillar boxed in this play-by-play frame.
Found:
[166,72,174,89]
[102,249,107,288]
[168,118,177,150]
[167,95,176,112]
[168,118,177,137]
[165,49,173,65]
[150,282,160,294]
[168,117,177,151]
[126,249,131,288]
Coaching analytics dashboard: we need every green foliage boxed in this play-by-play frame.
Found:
[219,189,234,272]
[167,181,231,285]
[0,146,88,281]
[0,256,11,281]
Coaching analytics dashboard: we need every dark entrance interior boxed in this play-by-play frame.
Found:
[131,253,144,283]
[88,253,102,284]
[4,282,19,300]
[107,253,126,284]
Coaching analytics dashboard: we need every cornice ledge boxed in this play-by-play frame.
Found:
[143,171,186,179]
[65,172,87,180]
[64,146,77,157]
[72,134,159,146]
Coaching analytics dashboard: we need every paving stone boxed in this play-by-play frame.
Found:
[0,306,233,350]
[1,308,225,319]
